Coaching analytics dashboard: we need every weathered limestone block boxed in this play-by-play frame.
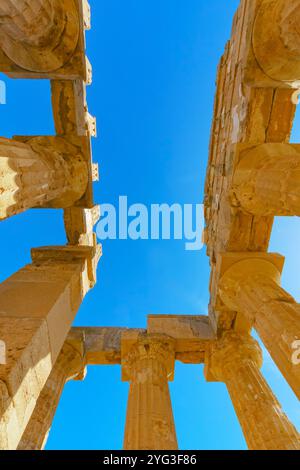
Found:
[18,330,86,450]
[205,331,300,450]
[253,0,300,84]
[0,244,101,450]
[0,0,79,73]
[51,80,96,136]
[218,254,300,400]
[82,327,145,365]
[64,205,100,246]
[204,0,297,333]
[0,136,88,220]
[51,79,97,215]
[147,314,215,364]
[122,332,178,450]
[231,144,300,216]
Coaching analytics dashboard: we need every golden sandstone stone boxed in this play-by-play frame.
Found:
[0,0,299,451]
[122,332,178,450]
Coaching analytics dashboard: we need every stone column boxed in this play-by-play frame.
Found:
[231,144,300,216]
[18,331,86,450]
[218,255,300,400]
[0,0,79,72]
[0,136,88,220]
[253,0,300,82]
[205,332,300,450]
[0,244,101,450]
[122,333,178,450]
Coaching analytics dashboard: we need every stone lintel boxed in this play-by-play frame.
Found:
[73,316,216,369]
[31,245,97,263]
[79,327,145,365]
[147,314,215,363]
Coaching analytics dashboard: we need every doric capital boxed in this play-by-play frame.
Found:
[217,253,286,313]
[121,333,175,382]
[253,0,300,82]
[0,0,80,73]
[231,144,300,217]
[205,332,263,383]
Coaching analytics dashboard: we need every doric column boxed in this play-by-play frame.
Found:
[253,0,300,82]
[0,0,79,72]
[205,332,300,450]
[0,244,101,450]
[218,254,300,400]
[0,136,88,220]
[122,332,178,450]
[18,331,86,450]
[231,144,300,216]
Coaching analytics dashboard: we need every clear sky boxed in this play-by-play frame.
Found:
[0,0,299,450]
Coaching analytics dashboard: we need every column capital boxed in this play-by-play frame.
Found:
[253,0,300,83]
[230,143,300,217]
[121,332,175,382]
[205,331,263,382]
[0,0,80,73]
[217,253,288,314]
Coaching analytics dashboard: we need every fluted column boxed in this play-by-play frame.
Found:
[205,332,300,450]
[18,333,86,450]
[0,244,101,450]
[253,0,300,82]
[0,0,79,72]
[231,144,300,216]
[122,333,178,450]
[0,137,88,220]
[219,255,300,400]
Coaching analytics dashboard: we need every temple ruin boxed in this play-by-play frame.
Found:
[0,0,299,450]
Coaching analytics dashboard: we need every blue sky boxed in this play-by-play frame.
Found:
[0,0,299,450]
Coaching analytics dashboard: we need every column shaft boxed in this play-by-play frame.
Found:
[18,339,85,450]
[0,245,100,450]
[207,333,300,450]
[0,137,88,220]
[219,258,300,400]
[122,334,177,450]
